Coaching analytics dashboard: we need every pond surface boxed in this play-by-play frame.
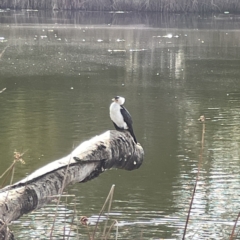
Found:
[1,10,240,239]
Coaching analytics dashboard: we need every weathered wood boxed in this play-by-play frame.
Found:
[0,130,144,239]
[0,220,14,240]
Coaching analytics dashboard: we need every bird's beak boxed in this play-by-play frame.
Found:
[112,98,115,102]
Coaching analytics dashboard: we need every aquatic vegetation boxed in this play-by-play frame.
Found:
[1,0,240,12]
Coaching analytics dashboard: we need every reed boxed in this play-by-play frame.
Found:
[49,151,73,239]
[229,212,240,240]
[182,116,205,240]
[92,184,115,239]
[1,0,240,12]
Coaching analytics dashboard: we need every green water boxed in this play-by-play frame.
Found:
[1,10,240,239]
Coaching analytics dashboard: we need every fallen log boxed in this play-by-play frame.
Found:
[0,130,144,239]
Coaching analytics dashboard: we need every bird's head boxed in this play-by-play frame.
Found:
[112,96,125,105]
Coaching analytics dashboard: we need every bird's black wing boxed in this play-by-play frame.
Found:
[120,105,133,125]
[120,106,137,143]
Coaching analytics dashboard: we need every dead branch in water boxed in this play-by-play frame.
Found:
[0,130,144,239]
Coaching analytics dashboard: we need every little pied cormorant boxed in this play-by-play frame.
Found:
[109,96,137,143]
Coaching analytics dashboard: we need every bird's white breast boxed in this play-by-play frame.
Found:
[109,102,128,129]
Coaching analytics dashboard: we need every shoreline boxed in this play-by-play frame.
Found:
[1,0,240,13]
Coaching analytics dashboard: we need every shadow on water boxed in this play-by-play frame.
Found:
[1,10,240,239]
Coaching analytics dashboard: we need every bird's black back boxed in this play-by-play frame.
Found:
[120,105,133,125]
[120,105,137,143]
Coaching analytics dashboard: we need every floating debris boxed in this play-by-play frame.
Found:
[26,9,38,12]
[129,49,147,52]
[0,88,6,93]
[116,39,125,42]
[108,49,126,53]
[97,39,103,42]
[154,34,179,39]
[0,37,7,43]
[163,34,173,38]
[109,11,126,13]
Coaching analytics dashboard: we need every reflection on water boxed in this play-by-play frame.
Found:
[1,10,240,239]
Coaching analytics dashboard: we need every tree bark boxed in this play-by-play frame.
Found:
[0,130,144,239]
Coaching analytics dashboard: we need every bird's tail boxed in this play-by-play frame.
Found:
[128,128,137,144]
